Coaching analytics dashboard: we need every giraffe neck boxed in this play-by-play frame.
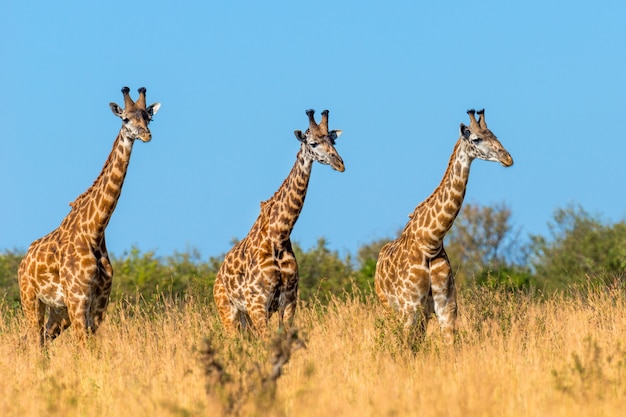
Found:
[407,139,473,253]
[65,132,135,237]
[265,146,314,242]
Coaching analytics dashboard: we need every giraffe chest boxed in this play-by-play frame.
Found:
[225,241,297,304]
[37,280,67,308]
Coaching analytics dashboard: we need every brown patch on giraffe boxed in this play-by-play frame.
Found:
[18,87,160,346]
[416,211,428,228]
[443,203,456,215]
[375,109,512,346]
[214,109,345,337]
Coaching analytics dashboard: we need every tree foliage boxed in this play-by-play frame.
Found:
[354,237,391,292]
[3,202,626,307]
[445,202,533,290]
[293,238,357,301]
[0,250,23,307]
[530,204,626,292]
[110,246,222,302]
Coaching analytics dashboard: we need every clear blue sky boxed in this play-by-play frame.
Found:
[1,1,625,260]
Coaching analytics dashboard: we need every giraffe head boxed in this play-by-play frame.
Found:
[293,109,345,172]
[459,109,513,167]
[109,87,161,143]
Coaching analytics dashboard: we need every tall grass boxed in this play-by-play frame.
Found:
[1,283,625,416]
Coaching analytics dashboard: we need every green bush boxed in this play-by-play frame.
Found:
[0,250,23,308]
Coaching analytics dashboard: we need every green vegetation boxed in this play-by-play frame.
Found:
[530,204,626,292]
[2,202,626,307]
[0,250,22,308]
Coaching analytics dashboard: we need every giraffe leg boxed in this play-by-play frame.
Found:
[402,263,432,346]
[402,293,432,348]
[18,265,46,345]
[62,261,99,342]
[213,277,241,335]
[89,255,113,333]
[45,307,71,341]
[280,298,297,331]
[430,249,457,344]
[20,291,46,346]
[66,295,92,343]
[247,297,270,338]
[278,257,299,331]
[405,311,427,348]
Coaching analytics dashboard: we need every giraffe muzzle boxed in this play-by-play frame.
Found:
[137,133,152,143]
[500,152,513,167]
[331,156,345,172]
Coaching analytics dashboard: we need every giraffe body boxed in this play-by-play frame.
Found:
[214,109,344,336]
[18,87,160,345]
[374,110,513,344]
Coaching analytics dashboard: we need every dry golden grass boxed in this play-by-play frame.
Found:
[1,284,625,417]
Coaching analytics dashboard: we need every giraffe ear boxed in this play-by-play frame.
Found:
[330,130,343,141]
[460,123,471,139]
[294,130,306,142]
[110,102,124,118]
[147,102,161,117]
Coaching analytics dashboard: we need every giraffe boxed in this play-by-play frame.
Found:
[18,86,160,345]
[374,109,513,345]
[213,109,345,337]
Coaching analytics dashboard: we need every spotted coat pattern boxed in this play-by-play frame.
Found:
[374,110,513,344]
[18,87,160,345]
[213,109,345,336]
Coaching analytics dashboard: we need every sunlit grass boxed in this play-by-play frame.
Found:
[1,283,625,416]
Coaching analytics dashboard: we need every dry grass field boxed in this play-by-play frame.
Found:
[1,283,625,417]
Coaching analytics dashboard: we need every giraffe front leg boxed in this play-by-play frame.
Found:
[66,292,93,343]
[89,255,114,332]
[402,308,428,348]
[63,269,99,343]
[247,296,270,338]
[278,260,299,331]
[401,289,431,348]
[401,265,432,346]
[430,249,457,345]
[66,293,91,344]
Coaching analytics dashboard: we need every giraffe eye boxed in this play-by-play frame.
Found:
[122,118,130,123]
[472,138,482,144]
[310,142,319,148]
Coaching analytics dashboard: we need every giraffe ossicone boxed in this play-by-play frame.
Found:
[18,87,160,345]
[374,109,513,345]
[213,109,345,337]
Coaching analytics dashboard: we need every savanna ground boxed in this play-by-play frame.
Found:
[1,282,625,417]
